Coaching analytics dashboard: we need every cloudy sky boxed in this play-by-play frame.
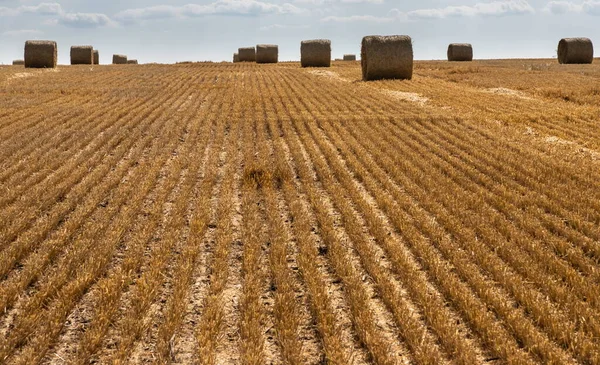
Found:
[0,0,598,64]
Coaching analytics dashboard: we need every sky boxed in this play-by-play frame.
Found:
[0,0,598,64]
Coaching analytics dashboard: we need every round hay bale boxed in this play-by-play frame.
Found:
[12,60,25,66]
[233,53,240,63]
[127,59,138,64]
[113,54,128,64]
[301,39,331,68]
[256,44,278,64]
[24,40,57,69]
[93,50,99,65]
[343,54,356,61]
[447,43,473,62]
[361,35,413,81]
[558,38,594,64]
[71,45,94,65]
[238,47,256,62]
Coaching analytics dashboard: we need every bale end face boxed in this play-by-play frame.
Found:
[238,47,256,62]
[71,45,94,65]
[447,43,473,62]
[361,35,413,81]
[24,40,57,69]
[256,44,278,64]
[343,54,357,61]
[301,39,331,68]
[558,38,594,64]
[93,50,99,65]
[113,54,128,64]
[233,53,240,63]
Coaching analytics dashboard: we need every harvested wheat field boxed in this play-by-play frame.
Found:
[1,58,600,365]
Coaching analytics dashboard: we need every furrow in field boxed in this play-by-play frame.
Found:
[129,77,239,364]
[195,119,242,365]
[0,69,207,364]
[288,68,543,363]
[335,113,586,363]
[46,88,215,365]
[266,73,411,365]
[85,84,215,364]
[258,118,321,365]
[0,69,195,263]
[274,126,366,365]
[0,70,201,318]
[390,118,600,324]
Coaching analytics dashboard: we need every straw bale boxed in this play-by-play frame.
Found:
[447,43,473,61]
[71,45,93,65]
[24,40,57,69]
[361,35,413,81]
[301,39,331,68]
[256,44,278,64]
[558,38,594,64]
[238,47,256,62]
[113,54,128,64]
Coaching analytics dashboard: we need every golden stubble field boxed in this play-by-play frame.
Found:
[0,58,600,365]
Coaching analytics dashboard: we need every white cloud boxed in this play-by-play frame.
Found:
[115,0,306,24]
[321,14,395,22]
[322,0,534,22]
[0,2,114,28]
[59,12,114,28]
[19,3,63,16]
[294,0,383,3]
[2,29,43,36]
[545,1,600,14]
[259,23,310,30]
[407,0,534,19]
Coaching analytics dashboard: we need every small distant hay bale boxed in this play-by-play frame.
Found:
[71,45,93,65]
[447,43,473,61]
[343,54,356,61]
[301,39,331,68]
[24,40,57,69]
[256,44,278,64]
[93,50,99,65]
[12,60,25,66]
[127,60,138,64]
[233,53,240,63]
[558,38,594,64]
[361,35,413,81]
[238,47,256,62]
[113,54,128,64]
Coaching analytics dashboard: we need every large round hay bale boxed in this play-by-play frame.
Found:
[127,59,138,64]
[12,60,25,66]
[93,50,99,65]
[558,38,594,64]
[256,44,278,64]
[301,39,331,68]
[113,54,128,64]
[447,43,473,61]
[361,35,413,81]
[71,45,93,65]
[343,54,356,61]
[238,47,256,62]
[24,40,57,69]
[233,53,240,63]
